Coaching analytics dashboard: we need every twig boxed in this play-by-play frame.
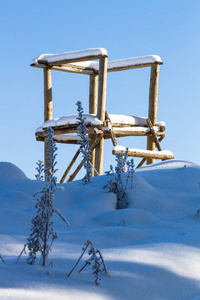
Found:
[16,243,28,264]
[96,249,108,275]
[117,219,126,227]
[0,254,5,264]
[67,240,91,277]
[53,208,69,226]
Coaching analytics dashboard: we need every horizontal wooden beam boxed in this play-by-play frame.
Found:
[107,61,163,73]
[38,54,107,66]
[113,148,174,160]
[30,62,94,75]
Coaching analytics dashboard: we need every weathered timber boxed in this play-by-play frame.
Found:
[136,158,147,168]
[68,133,104,182]
[43,68,53,177]
[147,63,160,164]
[113,148,174,160]
[60,149,80,183]
[31,63,94,75]
[105,111,118,147]
[146,117,162,151]
[89,74,98,176]
[95,56,108,175]
[107,61,163,73]
[39,54,107,66]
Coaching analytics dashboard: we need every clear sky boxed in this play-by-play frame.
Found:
[1,0,200,180]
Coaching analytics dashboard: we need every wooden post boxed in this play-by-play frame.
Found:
[95,56,108,175]
[89,74,98,176]
[147,63,160,165]
[59,149,80,183]
[43,68,53,176]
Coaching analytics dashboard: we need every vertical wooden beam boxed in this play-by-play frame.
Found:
[89,74,98,176]
[43,68,53,176]
[147,63,160,164]
[95,56,108,175]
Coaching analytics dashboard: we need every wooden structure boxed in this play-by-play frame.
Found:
[31,48,173,181]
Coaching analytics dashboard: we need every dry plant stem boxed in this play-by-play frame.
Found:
[67,241,91,277]
[15,243,28,264]
[117,219,125,227]
[96,249,108,275]
[79,261,90,273]
[0,255,5,264]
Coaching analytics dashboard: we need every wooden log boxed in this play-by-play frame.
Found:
[147,63,160,164]
[136,158,147,168]
[89,74,98,176]
[39,54,107,66]
[36,136,79,144]
[107,61,163,73]
[36,125,99,138]
[113,148,174,160]
[103,129,165,139]
[95,56,108,175]
[43,68,53,178]
[89,74,98,115]
[68,133,104,182]
[105,111,118,147]
[146,117,162,151]
[60,149,80,183]
[31,63,94,75]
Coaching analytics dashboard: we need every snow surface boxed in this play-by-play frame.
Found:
[1,160,200,299]
[31,48,107,65]
[61,55,162,71]
[31,51,162,72]
[39,114,165,132]
[42,114,102,129]
[69,55,162,71]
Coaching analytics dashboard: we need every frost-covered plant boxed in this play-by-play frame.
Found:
[27,127,69,266]
[76,101,92,184]
[35,160,44,181]
[68,239,107,285]
[104,149,135,209]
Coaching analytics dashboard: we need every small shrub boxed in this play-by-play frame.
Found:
[27,127,69,266]
[104,149,135,209]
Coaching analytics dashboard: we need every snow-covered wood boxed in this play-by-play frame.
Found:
[147,63,161,164]
[31,53,162,74]
[42,114,102,129]
[38,114,165,131]
[48,55,162,72]
[32,48,107,66]
[113,146,174,160]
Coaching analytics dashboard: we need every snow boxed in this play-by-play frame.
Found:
[42,114,102,129]
[67,55,162,71]
[113,145,173,156]
[31,48,107,65]
[1,159,200,299]
[38,114,164,133]
[107,55,162,70]
[31,51,162,73]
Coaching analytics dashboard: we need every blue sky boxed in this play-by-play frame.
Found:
[1,0,200,180]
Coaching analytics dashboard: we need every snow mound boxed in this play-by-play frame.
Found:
[0,162,27,179]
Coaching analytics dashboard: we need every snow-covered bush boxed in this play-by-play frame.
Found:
[27,127,69,266]
[76,101,92,184]
[104,149,135,209]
